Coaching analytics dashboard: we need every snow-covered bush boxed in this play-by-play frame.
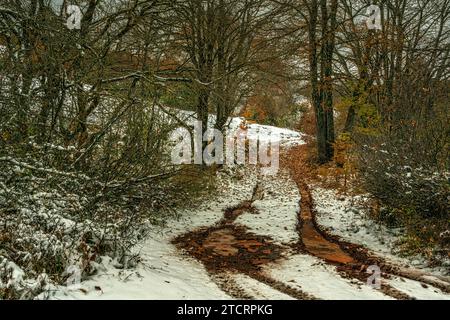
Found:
[360,149,448,219]
[1,159,106,297]
[0,1,195,299]
[0,135,191,299]
[357,124,449,264]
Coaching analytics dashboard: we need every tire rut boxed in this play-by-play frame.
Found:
[284,145,448,299]
[173,162,446,300]
[210,273,255,300]
[172,182,316,300]
[246,272,317,300]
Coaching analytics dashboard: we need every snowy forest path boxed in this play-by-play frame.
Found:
[171,146,450,300]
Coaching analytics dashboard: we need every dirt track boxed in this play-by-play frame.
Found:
[171,146,450,300]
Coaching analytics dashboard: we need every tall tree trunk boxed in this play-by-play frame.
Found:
[307,0,337,163]
[322,0,337,160]
[307,0,328,163]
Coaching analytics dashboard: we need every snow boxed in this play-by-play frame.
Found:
[230,273,295,300]
[264,253,393,300]
[227,117,305,147]
[312,186,450,287]
[22,117,447,300]
[48,167,259,300]
[51,236,231,300]
[0,258,56,299]
[386,276,450,300]
[235,171,299,245]
[169,108,306,148]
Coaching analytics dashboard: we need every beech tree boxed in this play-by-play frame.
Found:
[169,0,286,138]
[279,0,338,163]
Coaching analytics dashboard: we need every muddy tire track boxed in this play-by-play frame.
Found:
[297,180,415,299]
[301,181,450,294]
[284,145,449,298]
[172,184,316,300]
[246,272,317,300]
[210,273,255,300]
[173,162,447,299]
[211,271,317,300]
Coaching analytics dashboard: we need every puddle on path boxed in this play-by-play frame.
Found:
[172,202,284,272]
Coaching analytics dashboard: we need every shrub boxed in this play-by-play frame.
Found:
[356,115,449,263]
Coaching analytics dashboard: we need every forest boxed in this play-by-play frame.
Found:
[0,0,448,300]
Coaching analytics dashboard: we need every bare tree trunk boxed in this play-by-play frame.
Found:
[306,0,337,163]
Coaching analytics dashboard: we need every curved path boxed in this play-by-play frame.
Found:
[172,148,450,300]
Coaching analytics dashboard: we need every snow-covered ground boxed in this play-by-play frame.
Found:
[235,171,299,245]
[228,171,450,300]
[313,186,450,275]
[228,117,306,147]
[385,276,449,300]
[49,165,449,300]
[48,164,385,300]
[169,108,306,147]
[48,167,259,300]
[264,253,392,300]
[228,273,295,300]
[43,121,449,300]
[48,119,306,300]
[312,186,450,293]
